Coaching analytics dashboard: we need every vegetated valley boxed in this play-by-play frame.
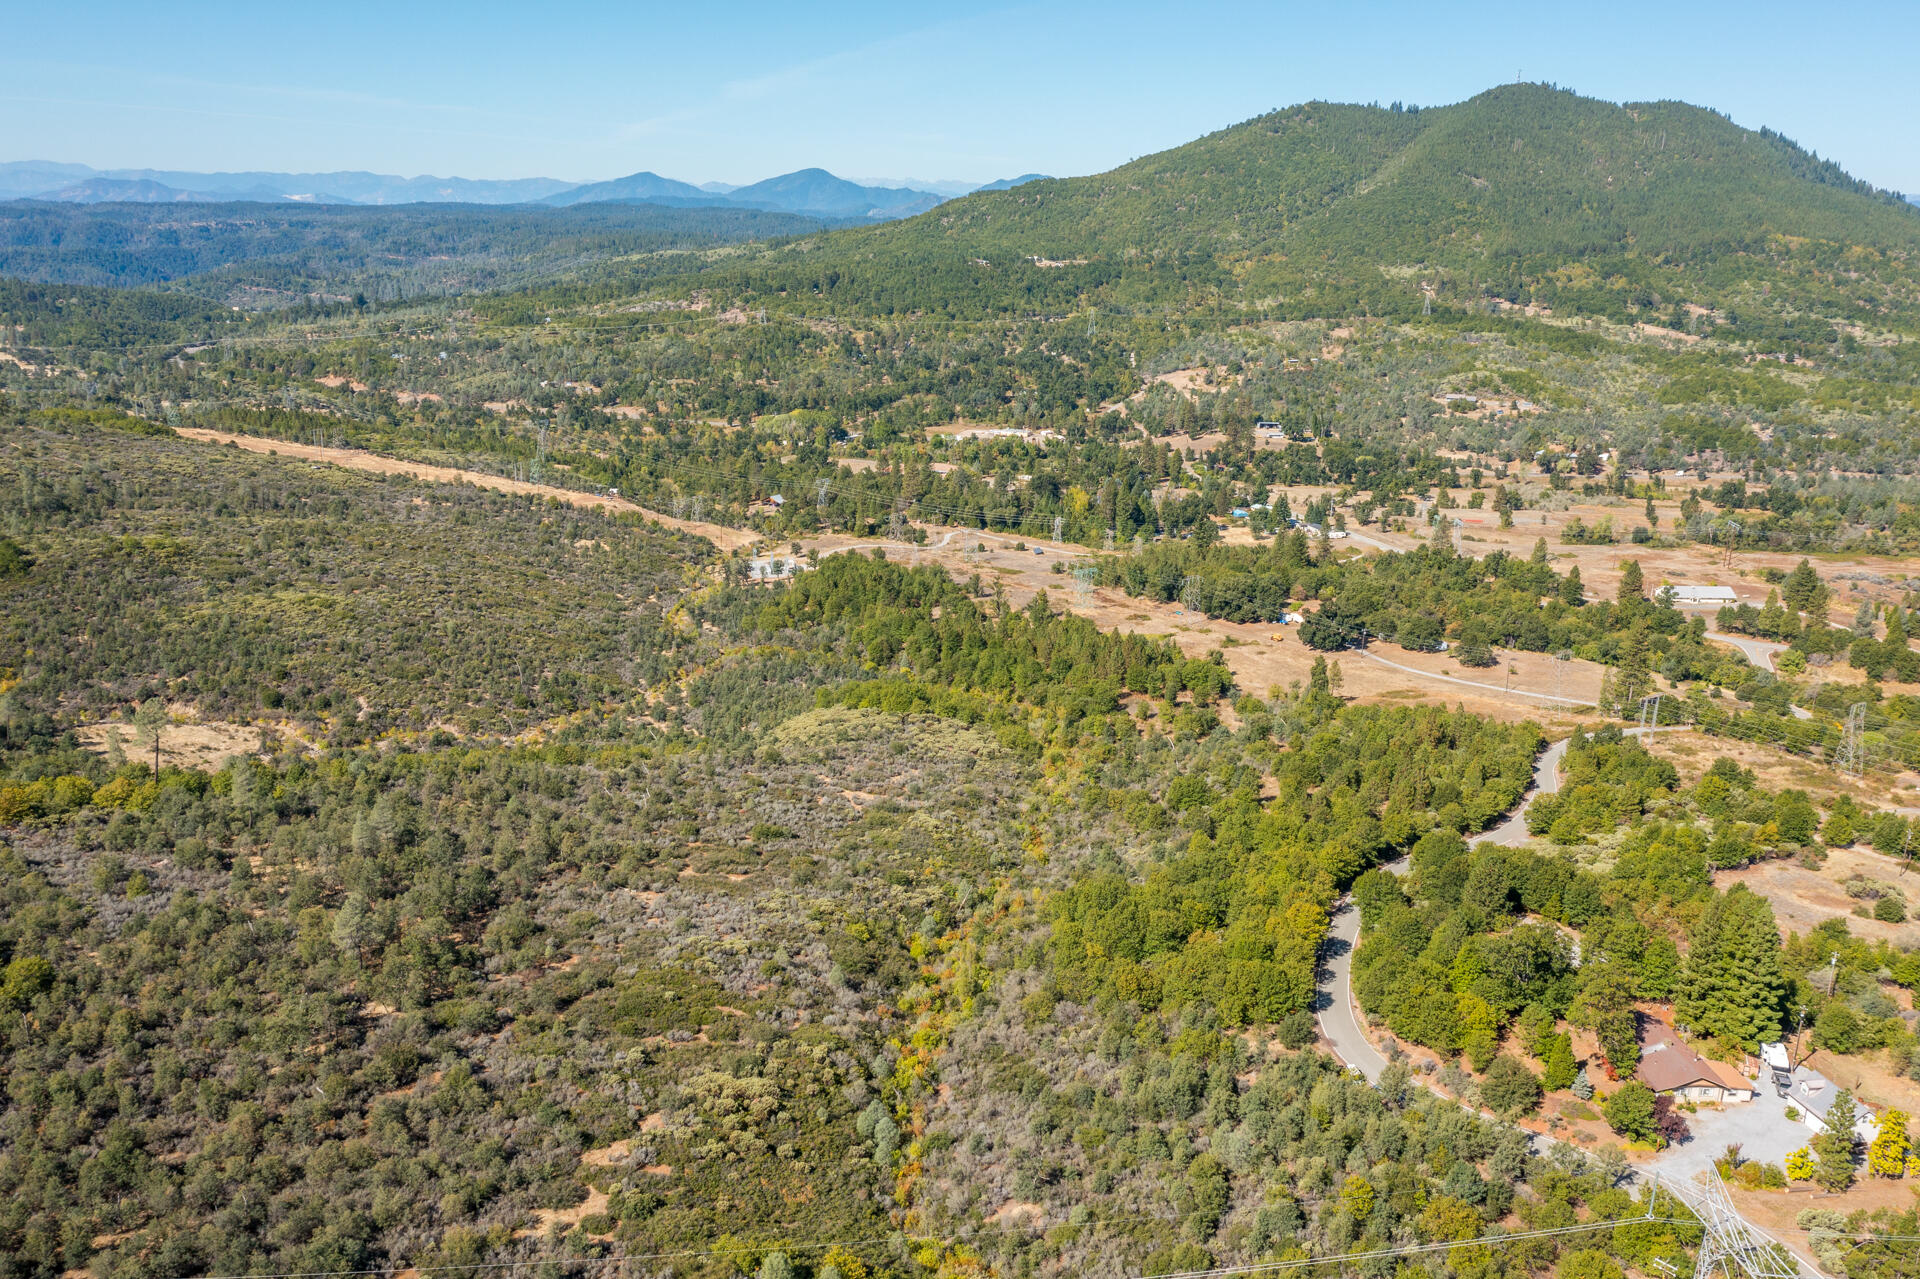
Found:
[7,83,1920,1279]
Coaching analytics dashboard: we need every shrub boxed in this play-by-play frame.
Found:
[1601,1082,1660,1145]
[1481,1054,1544,1117]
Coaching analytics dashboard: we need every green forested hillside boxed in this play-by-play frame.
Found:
[696,85,1920,329]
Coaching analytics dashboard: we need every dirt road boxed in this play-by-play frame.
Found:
[174,428,759,550]
[170,428,1629,723]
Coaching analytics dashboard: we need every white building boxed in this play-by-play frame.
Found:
[1666,585,1739,606]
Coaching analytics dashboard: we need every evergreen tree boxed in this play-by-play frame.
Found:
[1561,566,1585,605]
[1542,1034,1578,1091]
[1782,559,1821,615]
[1638,935,1680,1000]
[1615,625,1653,712]
[1813,1090,1859,1192]
[1618,558,1646,602]
[1676,886,1786,1049]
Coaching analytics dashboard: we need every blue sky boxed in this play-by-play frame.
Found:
[7,0,1919,192]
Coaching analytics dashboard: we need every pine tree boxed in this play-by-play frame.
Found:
[1638,935,1680,1000]
[1813,1090,1859,1192]
[1542,1034,1577,1091]
[1619,558,1646,602]
[1783,559,1821,615]
[1675,885,1787,1049]
[1561,566,1585,605]
[1616,626,1653,712]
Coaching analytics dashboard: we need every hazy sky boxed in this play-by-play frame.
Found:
[7,0,1919,192]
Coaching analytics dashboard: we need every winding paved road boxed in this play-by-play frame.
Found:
[1705,630,1786,673]
[1704,631,1814,720]
[1316,724,1687,1079]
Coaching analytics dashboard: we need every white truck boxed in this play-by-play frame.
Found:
[1760,1042,1792,1097]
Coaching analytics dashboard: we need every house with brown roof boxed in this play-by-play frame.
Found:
[1636,1041,1758,1104]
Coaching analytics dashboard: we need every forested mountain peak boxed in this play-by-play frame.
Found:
[701,83,1920,329]
[890,84,1919,263]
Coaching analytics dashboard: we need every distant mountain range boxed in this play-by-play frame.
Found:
[0,161,1052,221]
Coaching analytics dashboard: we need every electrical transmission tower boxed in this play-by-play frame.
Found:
[1052,515,1065,542]
[1838,703,1868,776]
[888,498,906,542]
[815,477,831,513]
[1554,650,1572,702]
[1637,693,1664,734]
[1650,1173,1801,1279]
[1072,563,1098,606]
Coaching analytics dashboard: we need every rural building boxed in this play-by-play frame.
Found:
[1666,584,1739,605]
[1635,1041,1758,1103]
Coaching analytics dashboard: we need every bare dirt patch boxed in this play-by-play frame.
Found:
[516,1185,610,1239]
[75,718,259,770]
[1718,844,1920,946]
[1647,734,1914,812]
[581,1139,631,1168]
[986,1200,1045,1228]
